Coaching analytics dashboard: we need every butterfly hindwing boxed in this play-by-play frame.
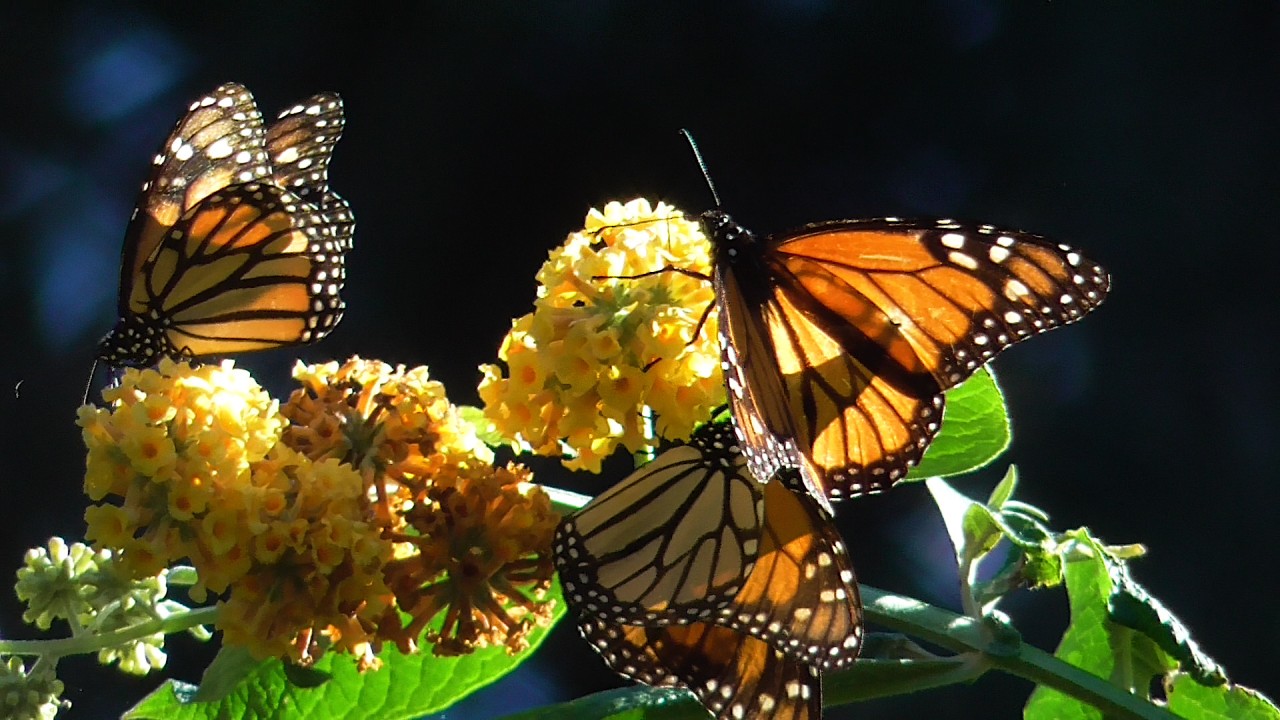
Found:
[580,619,822,720]
[720,474,861,671]
[556,424,862,668]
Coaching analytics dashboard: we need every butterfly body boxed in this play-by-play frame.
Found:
[701,211,1109,504]
[97,83,352,367]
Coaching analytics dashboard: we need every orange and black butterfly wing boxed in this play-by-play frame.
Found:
[714,261,815,501]
[265,92,355,252]
[555,421,764,624]
[714,474,862,670]
[767,218,1108,499]
[580,619,822,720]
[716,233,938,505]
[118,83,270,301]
[100,182,343,364]
[772,218,1109,392]
[706,210,1109,503]
[570,474,856,719]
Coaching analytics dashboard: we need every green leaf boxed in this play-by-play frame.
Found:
[502,658,985,720]
[191,646,265,702]
[987,465,1019,508]
[1024,530,1175,720]
[1003,499,1051,523]
[926,477,1002,567]
[544,485,593,514]
[992,509,1054,552]
[1165,673,1280,720]
[907,367,1011,480]
[126,581,566,720]
[927,477,979,565]
[1018,543,1064,590]
[1108,563,1226,686]
[963,504,1004,558]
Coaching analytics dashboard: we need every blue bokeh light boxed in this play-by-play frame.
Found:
[35,188,118,351]
[62,12,187,124]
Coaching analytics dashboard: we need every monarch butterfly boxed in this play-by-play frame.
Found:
[555,421,861,719]
[96,83,352,367]
[702,209,1110,506]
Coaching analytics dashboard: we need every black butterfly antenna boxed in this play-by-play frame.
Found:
[679,129,722,209]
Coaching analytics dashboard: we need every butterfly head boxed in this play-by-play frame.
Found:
[698,209,759,261]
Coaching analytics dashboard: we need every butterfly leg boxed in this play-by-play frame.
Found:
[591,266,711,282]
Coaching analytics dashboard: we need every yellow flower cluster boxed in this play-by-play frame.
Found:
[381,462,558,657]
[282,357,494,512]
[281,358,555,656]
[479,198,725,472]
[78,357,557,665]
[79,359,392,663]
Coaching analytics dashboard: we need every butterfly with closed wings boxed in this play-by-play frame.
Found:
[96,82,353,367]
[556,420,861,720]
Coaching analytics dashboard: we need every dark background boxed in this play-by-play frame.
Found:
[1,3,1276,718]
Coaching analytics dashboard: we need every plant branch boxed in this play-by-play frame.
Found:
[0,606,219,660]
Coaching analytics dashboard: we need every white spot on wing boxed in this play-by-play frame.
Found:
[205,137,234,159]
[948,251,979,270]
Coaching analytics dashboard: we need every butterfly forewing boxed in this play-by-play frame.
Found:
[266,92,344,204]
[715,267,812,499]
[555,422,764,623]
[122,83,270,294]
[559,418,862,720]
[580,620,822,720]
[774,219,1109,391]
[266,93,355,260]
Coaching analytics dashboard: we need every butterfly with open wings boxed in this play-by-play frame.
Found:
[700,207,1109,508]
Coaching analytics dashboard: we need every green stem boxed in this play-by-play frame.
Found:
[0,606,218,660]
[956,551,980,619]
[855,587,1175,720]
